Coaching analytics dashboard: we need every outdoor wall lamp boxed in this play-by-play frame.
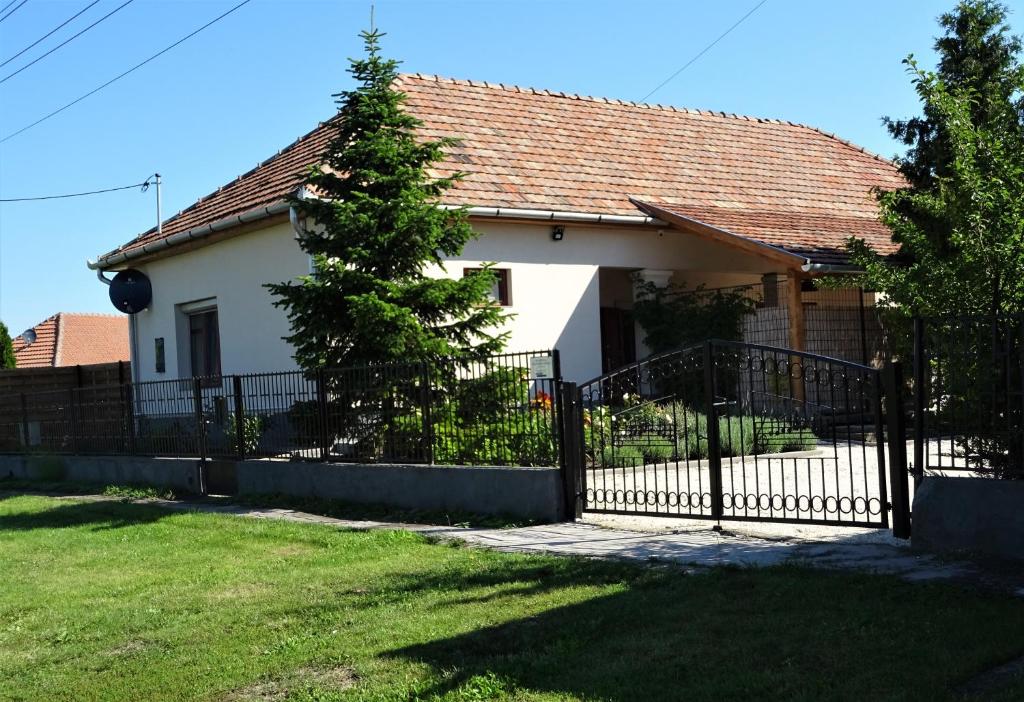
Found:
[551,225,565,241]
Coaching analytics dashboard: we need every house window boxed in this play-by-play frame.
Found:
[154,337,165,373]
[188,309,221,379]
[464,267,511,306]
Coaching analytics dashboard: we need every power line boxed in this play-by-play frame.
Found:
[638,0,770,103]
[0,0,254,144]
[0,1,19,15]
[0,177,154,202]
[0,0,136,85]
[0,0,103,70]
[0,0,28,24]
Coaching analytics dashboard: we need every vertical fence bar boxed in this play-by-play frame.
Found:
[233,375,246,461]
[316,368,330,460]
[551,350,563,471]
[912,317,925,484]
[67,388,79,454]
[19,393,29,449]
[192,377,207,494]
[885,361,912,539]
[420,361,434,464]
[702,341,724,521]
[558,381,583,520]
[122,382,136,455]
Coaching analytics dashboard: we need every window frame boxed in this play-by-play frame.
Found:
[464,267,512,307]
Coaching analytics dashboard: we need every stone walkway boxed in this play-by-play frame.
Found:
[48,493,1024,593]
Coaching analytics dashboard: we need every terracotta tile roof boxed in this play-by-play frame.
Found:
[101,73,904,265]
[13,313,129,368]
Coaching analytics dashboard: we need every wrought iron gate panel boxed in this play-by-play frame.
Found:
[576,340,890,528]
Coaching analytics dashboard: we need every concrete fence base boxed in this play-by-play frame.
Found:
[0,454,566,523]
[0,454,202,493]
[912,476,1024,562]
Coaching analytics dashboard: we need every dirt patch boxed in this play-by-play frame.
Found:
[220,666,357,701]
[106,639,148,657]
[270,544,313,558]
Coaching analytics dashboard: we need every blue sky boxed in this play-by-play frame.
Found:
[0,0,1020,337]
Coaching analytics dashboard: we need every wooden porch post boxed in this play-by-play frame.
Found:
[786,272,806,401]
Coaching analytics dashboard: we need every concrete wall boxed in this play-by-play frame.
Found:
[128,216,780,384]
[0,454,565,523]
[237,460,564,522]
[0,454,202,492]
[912,476,1024,562]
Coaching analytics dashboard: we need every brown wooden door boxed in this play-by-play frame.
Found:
[600,307,636,373]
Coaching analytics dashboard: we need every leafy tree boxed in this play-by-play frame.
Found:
[850,1,1024,476]
[268,29,508,372]
[0,322,14,369]
[851,0,1024,323]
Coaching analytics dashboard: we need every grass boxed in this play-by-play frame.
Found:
[1,495,1024,701]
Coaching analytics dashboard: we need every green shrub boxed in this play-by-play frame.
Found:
[601,444,645,467]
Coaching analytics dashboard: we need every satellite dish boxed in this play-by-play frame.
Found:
[109,269,152,314]
[21,329,36,345]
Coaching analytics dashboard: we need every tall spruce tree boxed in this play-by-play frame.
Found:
[0,322,14,369]
[268,29,508,371]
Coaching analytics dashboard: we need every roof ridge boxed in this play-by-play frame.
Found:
[398,72,862,132]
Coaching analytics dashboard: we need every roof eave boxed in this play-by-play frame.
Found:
[88,201,292,271]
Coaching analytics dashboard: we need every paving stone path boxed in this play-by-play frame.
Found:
[38,492,1023,593]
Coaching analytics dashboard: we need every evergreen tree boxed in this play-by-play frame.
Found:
[0,322,14,369]
[268,29,508,371]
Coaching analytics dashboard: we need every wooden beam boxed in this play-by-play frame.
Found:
[786,272,807,402]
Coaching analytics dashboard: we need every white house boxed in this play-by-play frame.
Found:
[88,74,903,384]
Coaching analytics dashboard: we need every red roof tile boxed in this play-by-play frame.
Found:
[13,313,129,368]
[100,74,905,265]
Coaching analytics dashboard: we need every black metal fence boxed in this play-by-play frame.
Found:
[912,315,1024,478]
[0,350,562,467]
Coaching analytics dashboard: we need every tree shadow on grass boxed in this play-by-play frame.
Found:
[384,565,1024,702]
[0,498,170,531]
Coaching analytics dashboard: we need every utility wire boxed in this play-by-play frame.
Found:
[638,0,770,103]
[0,0,19,15]
[0,0,254,144]
[0,0,102,70]
[0,0,136,85]
[0,177,153,202]
[0,0,28,24]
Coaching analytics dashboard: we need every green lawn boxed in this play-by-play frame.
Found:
[1,495,1024,701]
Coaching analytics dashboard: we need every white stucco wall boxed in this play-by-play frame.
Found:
[126,217,778,383]
[131,221,308,382]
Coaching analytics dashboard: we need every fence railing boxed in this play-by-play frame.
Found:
[0,350,562,468]
[912,315,1024,478]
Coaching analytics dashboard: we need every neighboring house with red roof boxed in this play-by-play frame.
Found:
[12,313,130,368]
[88,74,903,383]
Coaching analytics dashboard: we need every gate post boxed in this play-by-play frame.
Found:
[558,381,584,520]
[192,377,207,494]
[232,375,246,461]
[884,361,912,539]
[912,317,926,486]
[702,341,724,521]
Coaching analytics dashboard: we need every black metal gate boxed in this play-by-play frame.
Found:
[562,340,909,530]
